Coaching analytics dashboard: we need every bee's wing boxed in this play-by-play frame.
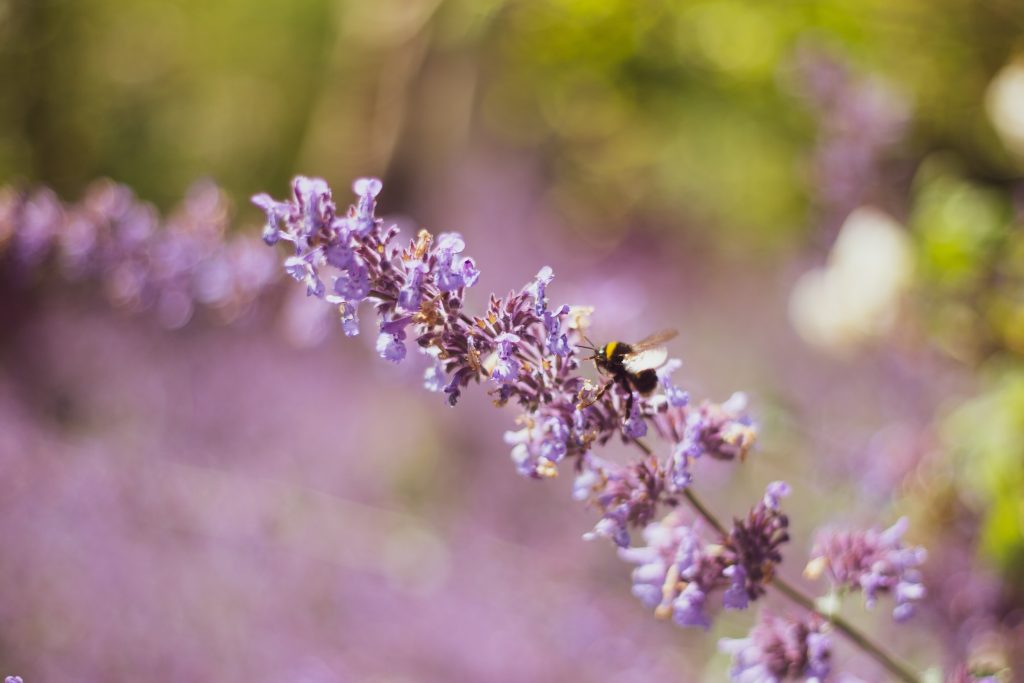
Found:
[623,346,668,373]
[632,328,678,350]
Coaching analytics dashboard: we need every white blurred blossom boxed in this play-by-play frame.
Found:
[986,57,1024,158]
[789,207,914,354]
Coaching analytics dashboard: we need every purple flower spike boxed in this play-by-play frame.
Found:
[724,482,791,604]
[619,512,737,628]
[806,516,927,622]
[719,612,832,683]
[655,391,756,464]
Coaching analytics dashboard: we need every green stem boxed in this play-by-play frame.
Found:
[631,438,920,683]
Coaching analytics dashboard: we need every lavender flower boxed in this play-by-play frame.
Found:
[804,517,926,621]
[5,677,23,683]
[576,455,672,547]
[255,178,662,481]
[616,482,790,629]
[617,511,717,627]
[654,391,757,465]
[727,481,792,603]
[1,179,279,328]
[256,178,786,585]
[719,612,832,682]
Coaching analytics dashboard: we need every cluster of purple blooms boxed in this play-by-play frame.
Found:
[0,179,278,328]
[254,176,933,681]
[615,481,791,629]
[805,517,927,622]
[720,612,831,683]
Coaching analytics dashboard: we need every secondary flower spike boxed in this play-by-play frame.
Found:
[805,516,927,622]
[719,612,832,682]
[616,481,791,629]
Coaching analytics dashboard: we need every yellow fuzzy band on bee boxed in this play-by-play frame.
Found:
[604,341,618,359]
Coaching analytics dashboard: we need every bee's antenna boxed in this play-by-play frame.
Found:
[576,335,600,357]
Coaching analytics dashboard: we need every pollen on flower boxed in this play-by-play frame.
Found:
[722,423,757,460]
[413,229,432,259]
[536,458,559,478]
[577,380,602,409]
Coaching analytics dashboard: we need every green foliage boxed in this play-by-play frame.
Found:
[4,0,1023,250]
[0,0,335,205]
[942,367,1024,579]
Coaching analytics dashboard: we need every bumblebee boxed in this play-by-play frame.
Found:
[581,329,678,410]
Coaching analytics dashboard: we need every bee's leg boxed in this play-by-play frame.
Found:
[622,378,635,418]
